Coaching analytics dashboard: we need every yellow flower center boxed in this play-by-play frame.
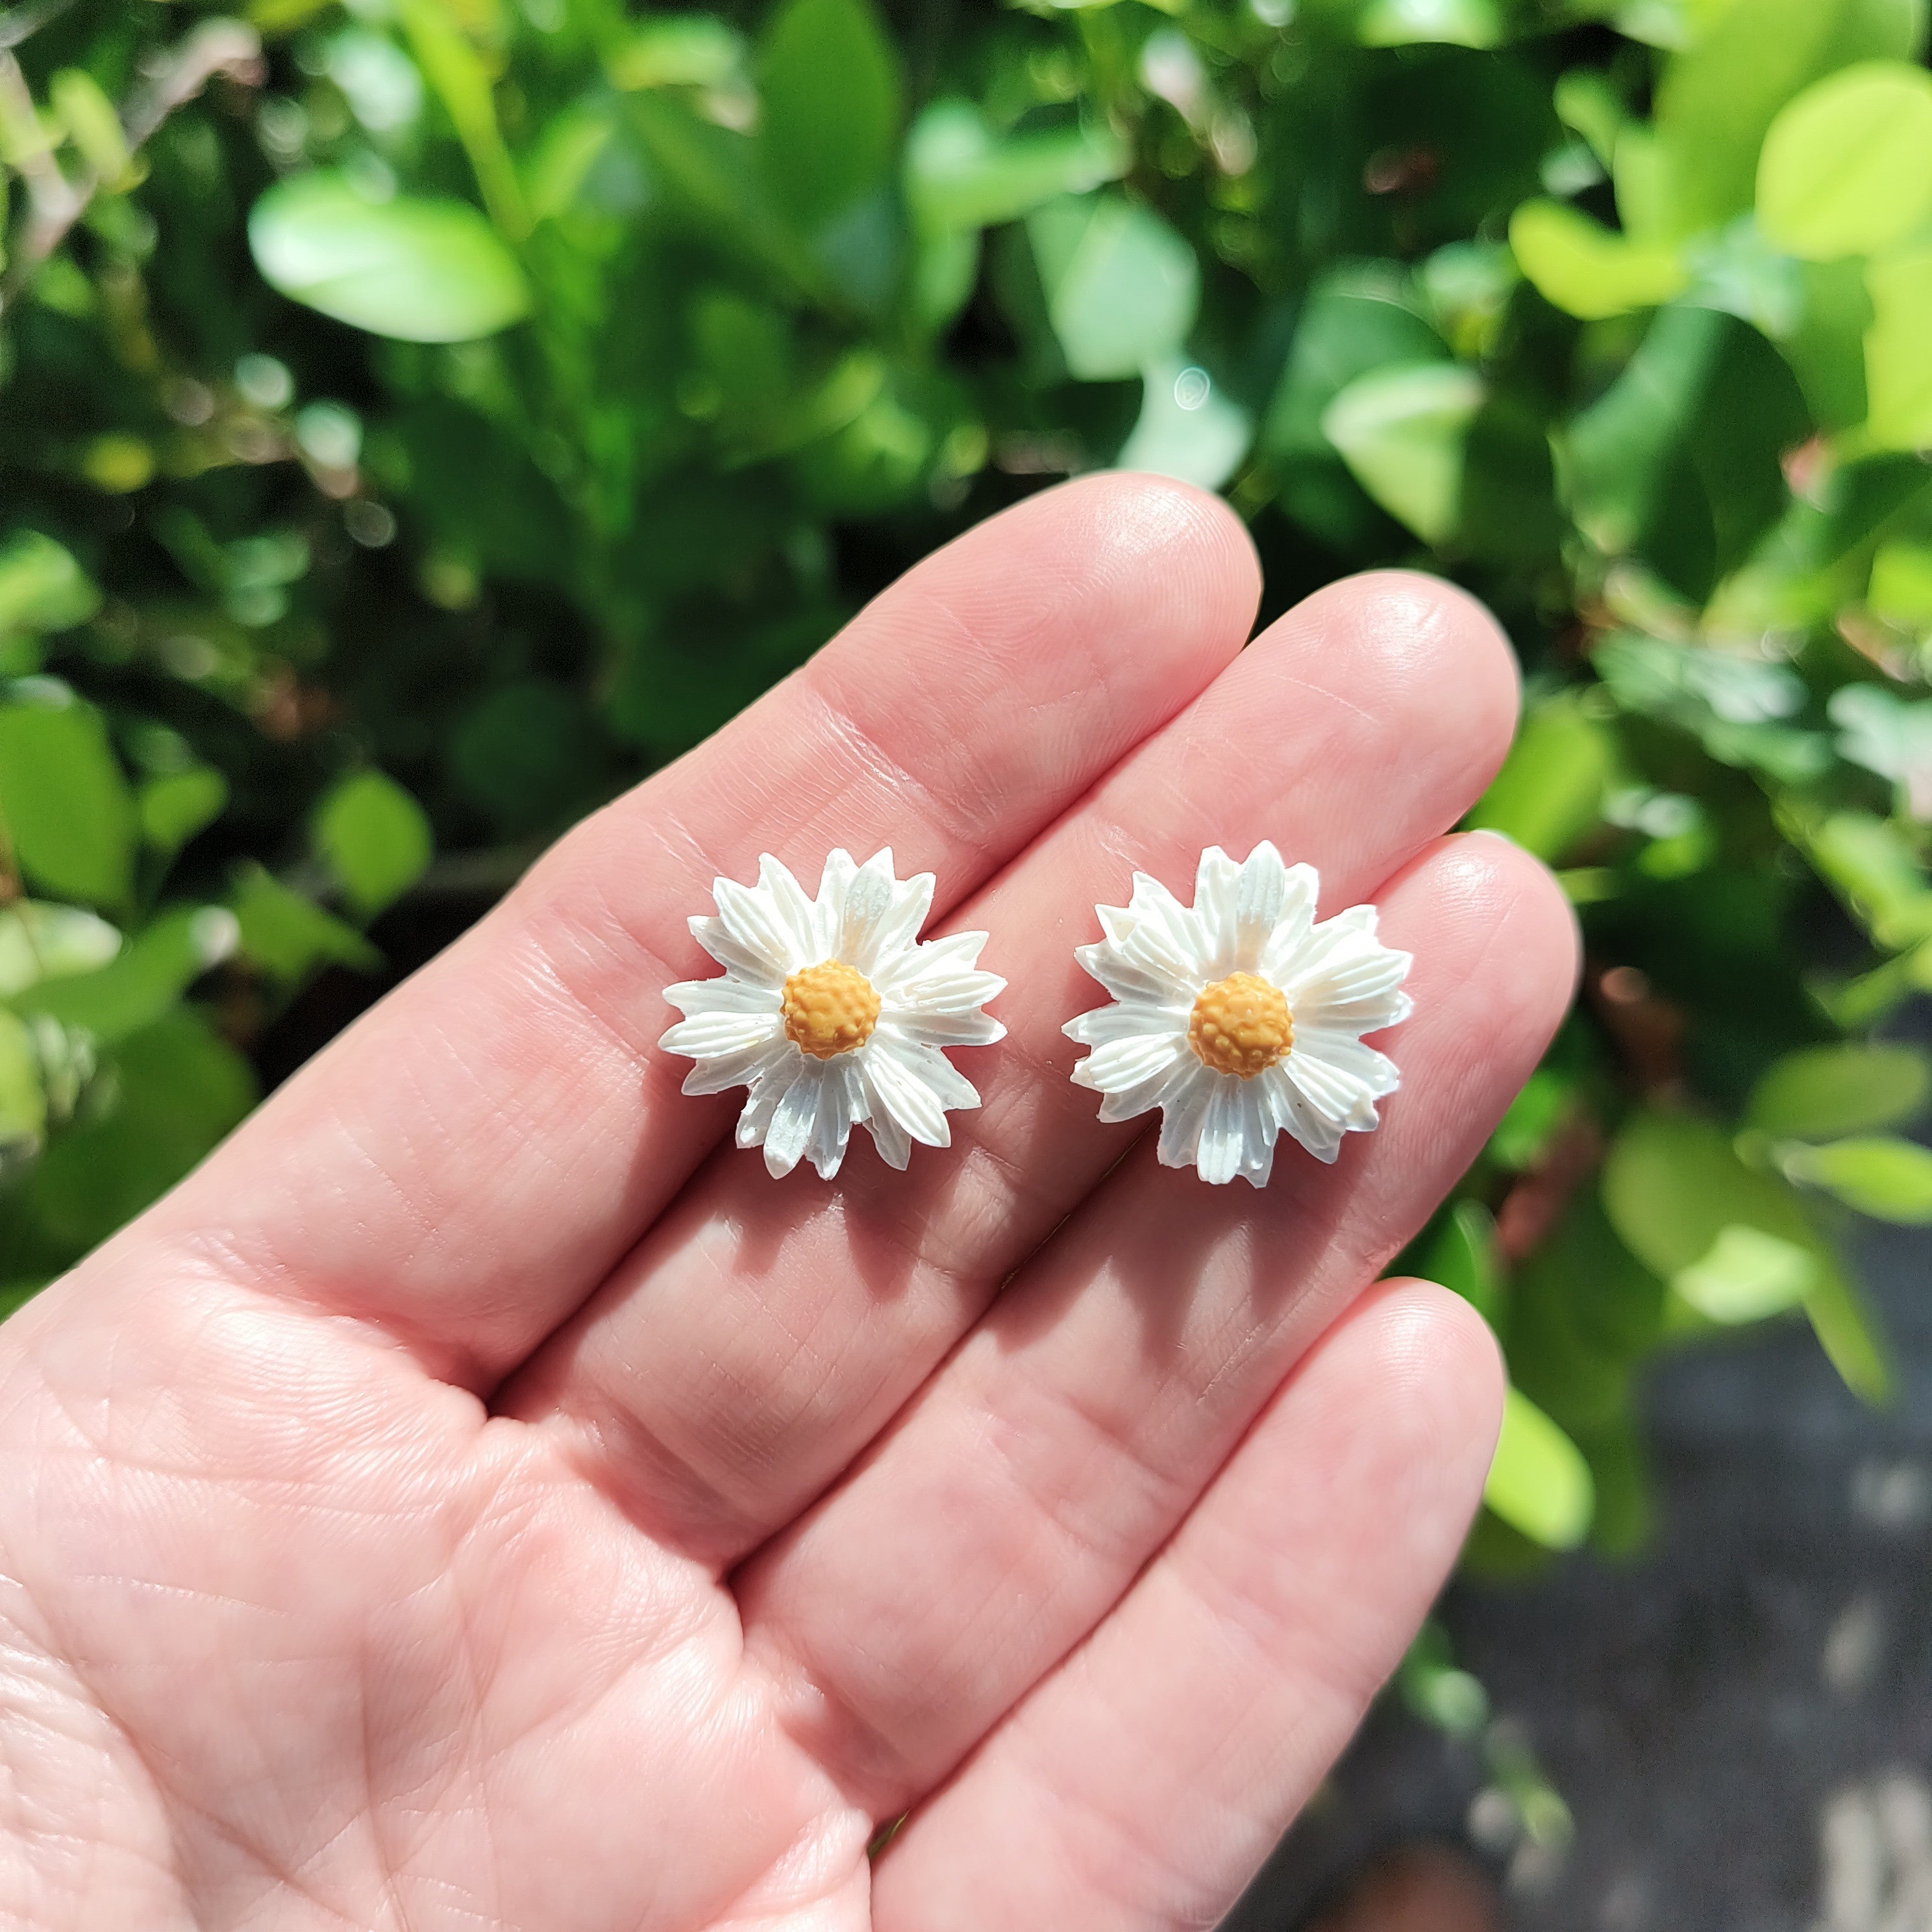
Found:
[1187,971,1293,1078]
[781,960,881,1059]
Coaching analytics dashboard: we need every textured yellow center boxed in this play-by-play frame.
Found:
[1188,972,1293,1078]
[781,960,881,1059]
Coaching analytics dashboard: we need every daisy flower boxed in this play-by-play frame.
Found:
[1063,843,1412,1187]
[660,849,1005,1180]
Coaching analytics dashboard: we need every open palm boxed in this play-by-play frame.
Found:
[0,476,1573,1931]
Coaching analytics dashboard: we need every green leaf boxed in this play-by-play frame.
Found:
[1800,1261,1893,1402]
[0,696,135,908]
[1415,1198,1504,1327]
[1512,203,1689,320]
[606,15,744,89]
[1321,362,1485,544]
[1467,697,1616,861]
[230,864,380,983]
[904,101,1126,234]
[1785,1136,1932,1220]
[1028,195,1198,383]
[0,903,119,998]
[1564,305,1810,600]
[1605,1106,1826,1275]
[1263,277,1449,460]
[51,68,133,192]
[0,531,99,636]
[1829,684,1932,811]
[397,0,529,238]
[1602,1107,1889,1395]
[756,0,899,232]
[1864,245,1932,451]
[1358,0,1502,45]
[1650,0,1926,240]
[138,767,229,858]
[1509,200,1686,319]
[1757,62,1932,259]
[1674,1222,1817,1320]
[1746,1043,1931,1138]
[14,906,238,1046]
[1870,538,1932,622]
[1484,1387,1596,1550]
[314,771,432,920]
[0,1009,43,1148]
[249,174,531,343]
[1115,360,1252,491]
[1803,810,1932,947]
[18,1011,254,1263]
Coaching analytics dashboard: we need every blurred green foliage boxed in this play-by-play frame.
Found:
[3,0,1932,1594]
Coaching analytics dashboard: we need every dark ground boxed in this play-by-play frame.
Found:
[1228,1219,1932,1932]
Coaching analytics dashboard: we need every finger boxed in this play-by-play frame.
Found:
[508,576,1520,1555]
[108,475,1258,1384]
[867,1282,1504,1932]
[733,836,1574,1811]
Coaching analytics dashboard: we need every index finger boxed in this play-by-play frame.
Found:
[101,476,1261,1385]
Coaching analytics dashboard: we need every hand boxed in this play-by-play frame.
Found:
[0,476,1574,1931]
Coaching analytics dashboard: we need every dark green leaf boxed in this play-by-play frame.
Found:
[756,0,899,232]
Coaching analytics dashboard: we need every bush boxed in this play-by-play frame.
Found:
[3,0,1931,1597]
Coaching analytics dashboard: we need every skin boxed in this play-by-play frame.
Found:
[0,475,1576,1931]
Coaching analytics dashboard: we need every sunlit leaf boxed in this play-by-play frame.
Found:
[1116,360,1252,491]
[1746,1042,1931,1139]
[904,101,1126,234]
[14,906,238,1046]
[0,904,120,999]
[1757,62,1932,259]
[1322,362,1485,543]
[1864,244,1932,451]
[230,864,380,984]
[1509,199,1685,319]
[1028,195,1198,382]
[0,531,99,636]
[250,173,530,343]
[1785,1136,1932,1221]
[1674,1222,1816,1320]
[1358,0,1502,45]
[1484,1387,1596,1550]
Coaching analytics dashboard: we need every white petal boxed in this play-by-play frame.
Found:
[1242,848,1317,972]
[1123,873,1213,982]
[689,915,787,987]
[681,1039,793,1096]
[713,875,805,978]
[1063,998,1189,1047]
[1096,1049,1200,1124]
[659,1011,782,1058]
[1192,847,1243,978]
[737,1058,802,1148]
[1156,1066,1217,1170]
[864,1037,952,1148]
[893,1009,1006,1048]
[807,1059,863,1179]
[1296,1028,1401,1100]
[663,976,780,1017]
[1195,1077,1248,1185]
[1266,1061,1344,1162]
[756,854,822,963]
[850,865,934,975]
[763,1065,824,1177]
[812,850,859,957]
[863,1094,913,1170]
[1237,1080,1278,1189]
[1072,937,1193,1006]
[1072,1030,1189,1095]
[834,848,898,969]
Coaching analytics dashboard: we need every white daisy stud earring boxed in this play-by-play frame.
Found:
[1063,842,1412,1186]
[660,850,1005,1180]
